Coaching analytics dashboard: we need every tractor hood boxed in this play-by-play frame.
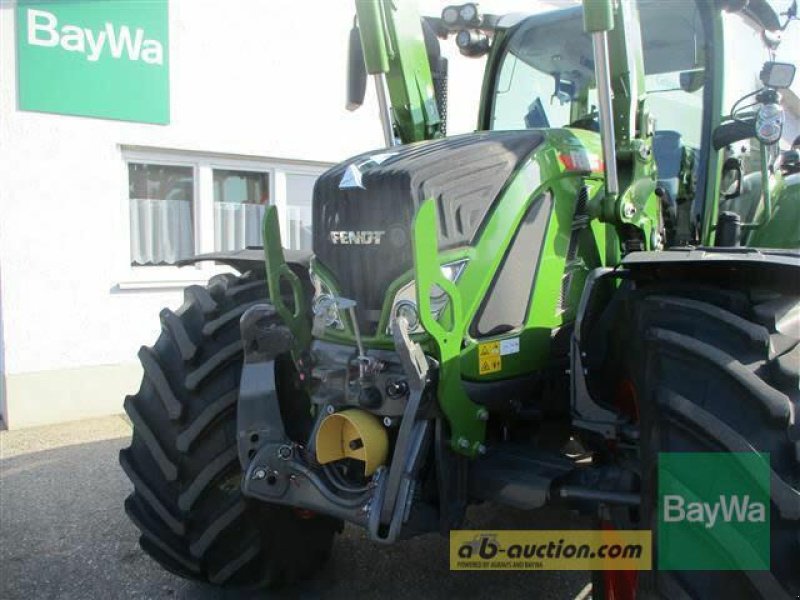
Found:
[312,130,545,334]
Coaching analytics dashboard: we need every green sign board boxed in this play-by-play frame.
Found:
[16,0,169,124]
[658,452,770,571]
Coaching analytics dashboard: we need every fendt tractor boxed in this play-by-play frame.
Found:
[120,0,800,597]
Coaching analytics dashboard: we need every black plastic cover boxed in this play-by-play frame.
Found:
[313,131,545,333]
[473,191,553,337]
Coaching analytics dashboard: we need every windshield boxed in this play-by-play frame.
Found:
[720,9,779,167]
[723,11,771,110]
[490,1,706,147]
[718,10,782,227]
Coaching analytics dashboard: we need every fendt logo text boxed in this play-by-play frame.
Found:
[329,231,385,245]
[663,494,766,529]
[26,9,164,64]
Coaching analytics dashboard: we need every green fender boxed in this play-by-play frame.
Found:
[262,206,311,351]
[412,199,486,457]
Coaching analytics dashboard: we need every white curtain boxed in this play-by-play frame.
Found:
[214,202,266,251]
[286,173,316,250]
[130,199,194,265]
[287,204,312,250]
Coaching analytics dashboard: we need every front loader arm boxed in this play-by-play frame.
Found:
[355,0,443,144]
[584,0,660,254]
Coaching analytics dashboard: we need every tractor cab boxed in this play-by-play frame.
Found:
[477,0,796,249]
[483,1,707,246]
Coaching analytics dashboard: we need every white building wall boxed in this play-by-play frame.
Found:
[0,0,544,428]
[3,0,790,428]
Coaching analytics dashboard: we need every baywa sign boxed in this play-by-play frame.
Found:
[16,0,169,124]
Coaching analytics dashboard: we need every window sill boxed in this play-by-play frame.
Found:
[116,279,214,291]
[114,263,234,292]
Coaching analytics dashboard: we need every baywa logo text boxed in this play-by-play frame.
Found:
[663,494,766,529]
[658,452,770,571]
[449,530,651,571]
[26,9,164,65]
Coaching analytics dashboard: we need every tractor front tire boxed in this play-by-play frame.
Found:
[614,283,799,599]
[120,271,339,588]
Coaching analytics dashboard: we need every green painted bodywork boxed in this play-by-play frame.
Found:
[582,0,614,33]
[412,200,486,455]
[355,0,390,74]
[267,0,792,457]
[701,15,728,246]
[749,173,800,248]
[263,206,311,351]
[354,0,442,142]
[457,130,608,380]
[310,128,617,452]
[601,0,661,240]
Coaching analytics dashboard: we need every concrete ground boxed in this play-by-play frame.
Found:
[0,416,592,599]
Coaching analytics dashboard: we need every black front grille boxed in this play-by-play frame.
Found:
[312,131,545,334]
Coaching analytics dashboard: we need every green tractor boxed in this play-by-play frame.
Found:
[120,0,799,597]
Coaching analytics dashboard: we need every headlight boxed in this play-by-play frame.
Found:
[388,259,468,334]
[442,5,460,26]
[459,3,478,23]
[310,271,344,330]
[393,301,420,331]
[439,261,467,283]
[313,294,343,329]
[442,3,480,28]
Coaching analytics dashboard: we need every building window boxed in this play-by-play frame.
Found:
[213,169,269,251]
[122,149,329,283]
[286,172,316,251]
[129,163,195,266]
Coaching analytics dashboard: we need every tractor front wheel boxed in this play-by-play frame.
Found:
[119,271,340,588]
[606,282,799,599]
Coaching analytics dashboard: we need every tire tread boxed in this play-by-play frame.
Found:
[120,271,337,589]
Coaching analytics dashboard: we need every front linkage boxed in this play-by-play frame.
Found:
[237,202,640,545]
[238,205,434,543]
[237,292,432,543]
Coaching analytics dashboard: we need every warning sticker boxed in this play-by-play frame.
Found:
[478,341,502,375]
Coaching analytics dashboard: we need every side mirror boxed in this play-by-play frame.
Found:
[346,23,367,111]
[721,157,743,200]
[679,69,705,93]
[759,61,796,89]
